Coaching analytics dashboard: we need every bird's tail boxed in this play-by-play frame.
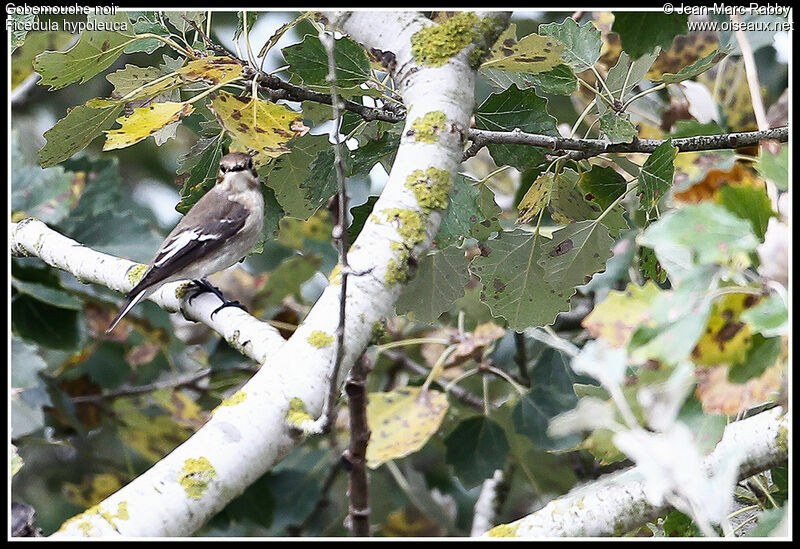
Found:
[106,290,148,334]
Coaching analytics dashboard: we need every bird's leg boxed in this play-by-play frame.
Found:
[186,278,248,317]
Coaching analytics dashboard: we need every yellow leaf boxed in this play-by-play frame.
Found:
[482,24,564,74]
[582,281,661,347]
[517,172,554,224]
[646,31,719,81]
[691,292,760,366]
[209,90,305,166]
[103,101,194,150]
[366,386,449,468]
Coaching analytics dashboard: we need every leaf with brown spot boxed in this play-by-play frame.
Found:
[482,24,564,74]
[209,90,305,166]
[366,386,449,468]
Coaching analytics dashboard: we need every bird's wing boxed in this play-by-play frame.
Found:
[130,192,249,294]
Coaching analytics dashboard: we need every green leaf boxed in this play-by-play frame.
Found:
[728,334,783,383]
[481,24,564,74]
[348,133,400,177]
[639,202,759,270]
[599,50,660,116]
[283,34,371,88]
[471,185,503,241]
[655,49,724,84]
[11,29,74,89]
[254,255,321,310]
[549,168,628,236]
[396,247,470,324]
[106,64,164,98]
[11,279,83,310]
[233,11,259,41]
[261,134,331,220]
[746,508,786,537]
[11,132,80,224]
[539,17,602,71]
[348,196,378,244]
[11,295,82,350]
[513,388,581,450]
[717,184,776,241]
[578,165,627,210]
[470,229,573,330]
[436,176,500,246]
[164,11,205,34]
[637,139,677,211]
[512,348,589,450]
[599,111,637,143]
[474,85,558,170]
[33,12,134,90]
[741,295,788,337]
[524,64,579,95]
[444,416,509,488]
[756,145,788,191]
[629,273,715,364]
[39,101,125,168]
[11,337,47,389]
[125,15,169,54]
[176,133,228,214]
[676,399,726,454]
[612,12,689,59]
[539,221,615,289]
[9,13,37,51]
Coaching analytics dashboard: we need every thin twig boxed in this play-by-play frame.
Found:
[343,355,372,536]
[463,126,789,162]
[731,15,769,131]
[320,29,350,433]
[70,366,257,403]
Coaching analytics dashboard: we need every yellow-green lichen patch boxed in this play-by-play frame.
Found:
[174,281,195,299]
[382,208,427,246]
[178,457,217,499]
[220,390,247,407]
[487,522,519,537]
[385,248,412,286]
[406,167,452,212]
[410,111,448,143]
[777,423,788,453]
[127,263,148,287]
[57,501,129,536]
[328,263,342,285]
[411,12,480,67]
[307,330,334,348]
[286,397,314,427]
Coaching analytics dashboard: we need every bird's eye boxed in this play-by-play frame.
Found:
[220,165,228,173]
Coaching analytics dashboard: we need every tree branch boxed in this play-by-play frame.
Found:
[343,355,372,536]
[463,126,789,161]
[10,218,286,365]
[481,408,788,538]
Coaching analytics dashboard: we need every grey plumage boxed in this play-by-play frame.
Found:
[106,152,264,333]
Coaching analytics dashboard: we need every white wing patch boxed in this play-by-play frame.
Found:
[154,230,220,267]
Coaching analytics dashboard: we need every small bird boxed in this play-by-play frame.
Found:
[106,152,264,333]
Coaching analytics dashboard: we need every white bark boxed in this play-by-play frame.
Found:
[16,10,504,537]
[481,408,789,538]
[11,218,286,364]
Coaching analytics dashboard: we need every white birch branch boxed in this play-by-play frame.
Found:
[24,10,511,537]
[11,218,286,364]
[482,407,789,538]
